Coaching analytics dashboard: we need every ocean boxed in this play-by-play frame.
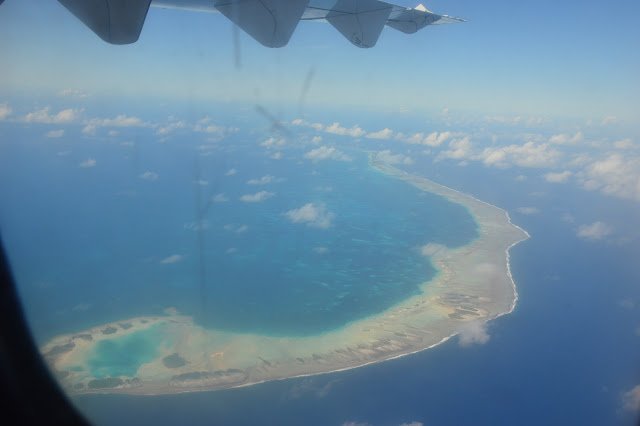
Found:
[1,104,639,425]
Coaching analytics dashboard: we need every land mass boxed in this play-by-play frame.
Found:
[42,154,529,395]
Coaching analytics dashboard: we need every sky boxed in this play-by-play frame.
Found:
[0,0,639,122]
[0,0,639,232]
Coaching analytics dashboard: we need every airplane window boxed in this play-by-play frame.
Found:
[0,1,639,425]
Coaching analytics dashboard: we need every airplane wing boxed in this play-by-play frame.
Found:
[48,0,464,48]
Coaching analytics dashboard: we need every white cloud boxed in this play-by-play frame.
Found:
[485,115,520,124]
[58,88,89,98]
[45,129,65,138]
[405,131,451,147]
[85,114,146,128]
[622,385,640,412]
[577,221,613,240]
[516,207,539,215]
[437,137,473,161]
[261,137,286,148]
[568,153,592,167]
[549,131,583,145]
[404,132,425,144]
[196,116,213,125]
[376,150,413,165]
[324,122,365,138]
[24,107,82,124]
[423,131,452,147]
[82,114,149,135]
[304,146,351,162]
[156,120,187,136]
[311,135,323,144]
[79,158,96,168]
[46,109,79,123]
[212,193,228,203]
[160,254,184,264]
[614,138,634,150]
[313,246,329,254]
[81,124,97,135]
[247,175,279,185]
[0,102,12,120]
[399,422,423,426]
[437,137,560,169]
[480,142,560,168]
[291,118,305,126]
[544,170,572,183]
[194,123,226,135]
[240,191,274,203]
[140,171,159,181]
[342,422,370,426]
[601,115,617,125]
[225,168,237,176]
[366,128,394,140]
[270,152,283,160]
[484,115,543,126]
[578,154,640,201]
[191,117,235,137]
[458,321,490,347]
[236,224,248,233]
[285,203,334,228]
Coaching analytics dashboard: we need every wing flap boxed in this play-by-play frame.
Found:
[58,0,152,44]
[325,0,392,48]
[54,0,465,47]
[386,3,464,34]
[214,0,310,48]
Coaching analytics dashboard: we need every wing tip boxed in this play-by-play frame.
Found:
[439,15,467,23]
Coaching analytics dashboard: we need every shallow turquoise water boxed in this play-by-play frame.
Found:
[87,325,164,378]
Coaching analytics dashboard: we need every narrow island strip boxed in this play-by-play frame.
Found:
[41,153,529,395]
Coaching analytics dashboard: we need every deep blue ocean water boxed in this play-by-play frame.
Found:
[1,105,639,425]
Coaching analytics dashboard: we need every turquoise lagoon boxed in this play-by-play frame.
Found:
[87,324,167,378]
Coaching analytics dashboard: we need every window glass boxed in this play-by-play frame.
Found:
[0,1,639,425]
